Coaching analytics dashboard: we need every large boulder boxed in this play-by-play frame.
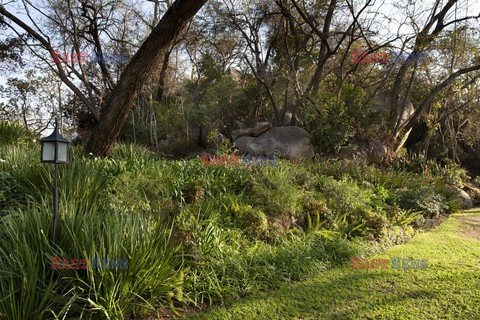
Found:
[464,184,480,206]
[367,139,388,164]
[373,92,415,129]
[337,139,388,165]
[235,126,315,160]
[449,186,473,209]
[231,122,272,140]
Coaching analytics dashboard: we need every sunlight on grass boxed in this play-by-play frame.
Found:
[187,210,480,320]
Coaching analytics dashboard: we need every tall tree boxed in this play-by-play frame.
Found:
[0,0,207,156]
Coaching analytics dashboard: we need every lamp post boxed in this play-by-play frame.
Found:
[40,119,70,244]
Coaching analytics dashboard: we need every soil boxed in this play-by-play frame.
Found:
[456,215,480,241]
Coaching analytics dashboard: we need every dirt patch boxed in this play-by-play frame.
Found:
[456,215,480,241]
[456,216,480,225]
[423,215,448,230]
[463,229,480,241]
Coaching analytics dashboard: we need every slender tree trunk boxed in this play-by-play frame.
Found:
[86,0,207,156]
[156,48,173,101]
[132,109,136,144]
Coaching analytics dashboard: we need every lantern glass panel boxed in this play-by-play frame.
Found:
[57,142,69,163]
[42,142,56,162]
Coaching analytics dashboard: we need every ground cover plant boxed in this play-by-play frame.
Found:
[186,209,480,320]
[0,135,466,319]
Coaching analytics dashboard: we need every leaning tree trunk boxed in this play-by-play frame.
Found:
[86,0,207,156]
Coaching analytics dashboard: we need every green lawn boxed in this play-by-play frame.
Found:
[185,209,480,320]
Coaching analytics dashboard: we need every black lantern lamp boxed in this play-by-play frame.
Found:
[40,119,70,164]
[39,119,70,244]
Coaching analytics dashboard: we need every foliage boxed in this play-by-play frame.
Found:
[109,142,158,162]
[0,121,37,145]
[303,82,380,153]
[395,186,448,218]
[222,196,268,239]
[0,188,181,320]
[182,220,363,306]
[0,142,463,319]
[247,165,303,225]
[393,153,470,188]
[187,210,480,320]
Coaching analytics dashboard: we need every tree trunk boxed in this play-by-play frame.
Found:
[86,0,207,156]
[156,48,173,101]
[402,64,480,132]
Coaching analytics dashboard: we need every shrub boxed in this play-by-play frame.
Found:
[110,142,157,162]
[316,176,372,221]
[393,153,470,188]
[183,225,365,306]
[234,206,268,239]
[0,145,115,214]
[303,82,380,153]
[220,196,268,239]
[0,142,461,318]
[300,191,331,231]
[395,186,448,218]
[183,177,207,205]
[248,165,303,224]
[0,121,37,145]
[439,161,470,188]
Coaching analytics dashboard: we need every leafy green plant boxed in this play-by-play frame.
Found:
[223,197,268,239]
[316,176,373,222]
[0,141,462,319]
[0,121,37,145]
[395,186,448,218]
[110,142,157,162]
[248,165,303,223]
[440,161,470,188]
[393,154,470,188]
[0,199,182,319]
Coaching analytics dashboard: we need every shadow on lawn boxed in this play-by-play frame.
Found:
[243,270,442,319]
[189,258,479,319]
[187,212,480,319]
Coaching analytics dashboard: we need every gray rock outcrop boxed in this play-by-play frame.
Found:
[368,139,388,164]
[450,186,473,209]
[338,139,388,165]
[464,184,480,206]
[235,126,314,160]
[373,92,415,129]
[231,122,272,140]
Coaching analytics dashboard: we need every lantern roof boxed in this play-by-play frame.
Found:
[39,120,70,143]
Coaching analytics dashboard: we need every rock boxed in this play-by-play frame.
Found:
[337,139,387,165]
[160,138,171,146]
[450,186,473,209]
[231,122,272,140]
[235,126,315,160]
[373,92,415,129]
[367,139,388,164]
[338,145,358,160]
[464,184,480,205]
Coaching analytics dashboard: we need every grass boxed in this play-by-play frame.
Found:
[186,209,480,320]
